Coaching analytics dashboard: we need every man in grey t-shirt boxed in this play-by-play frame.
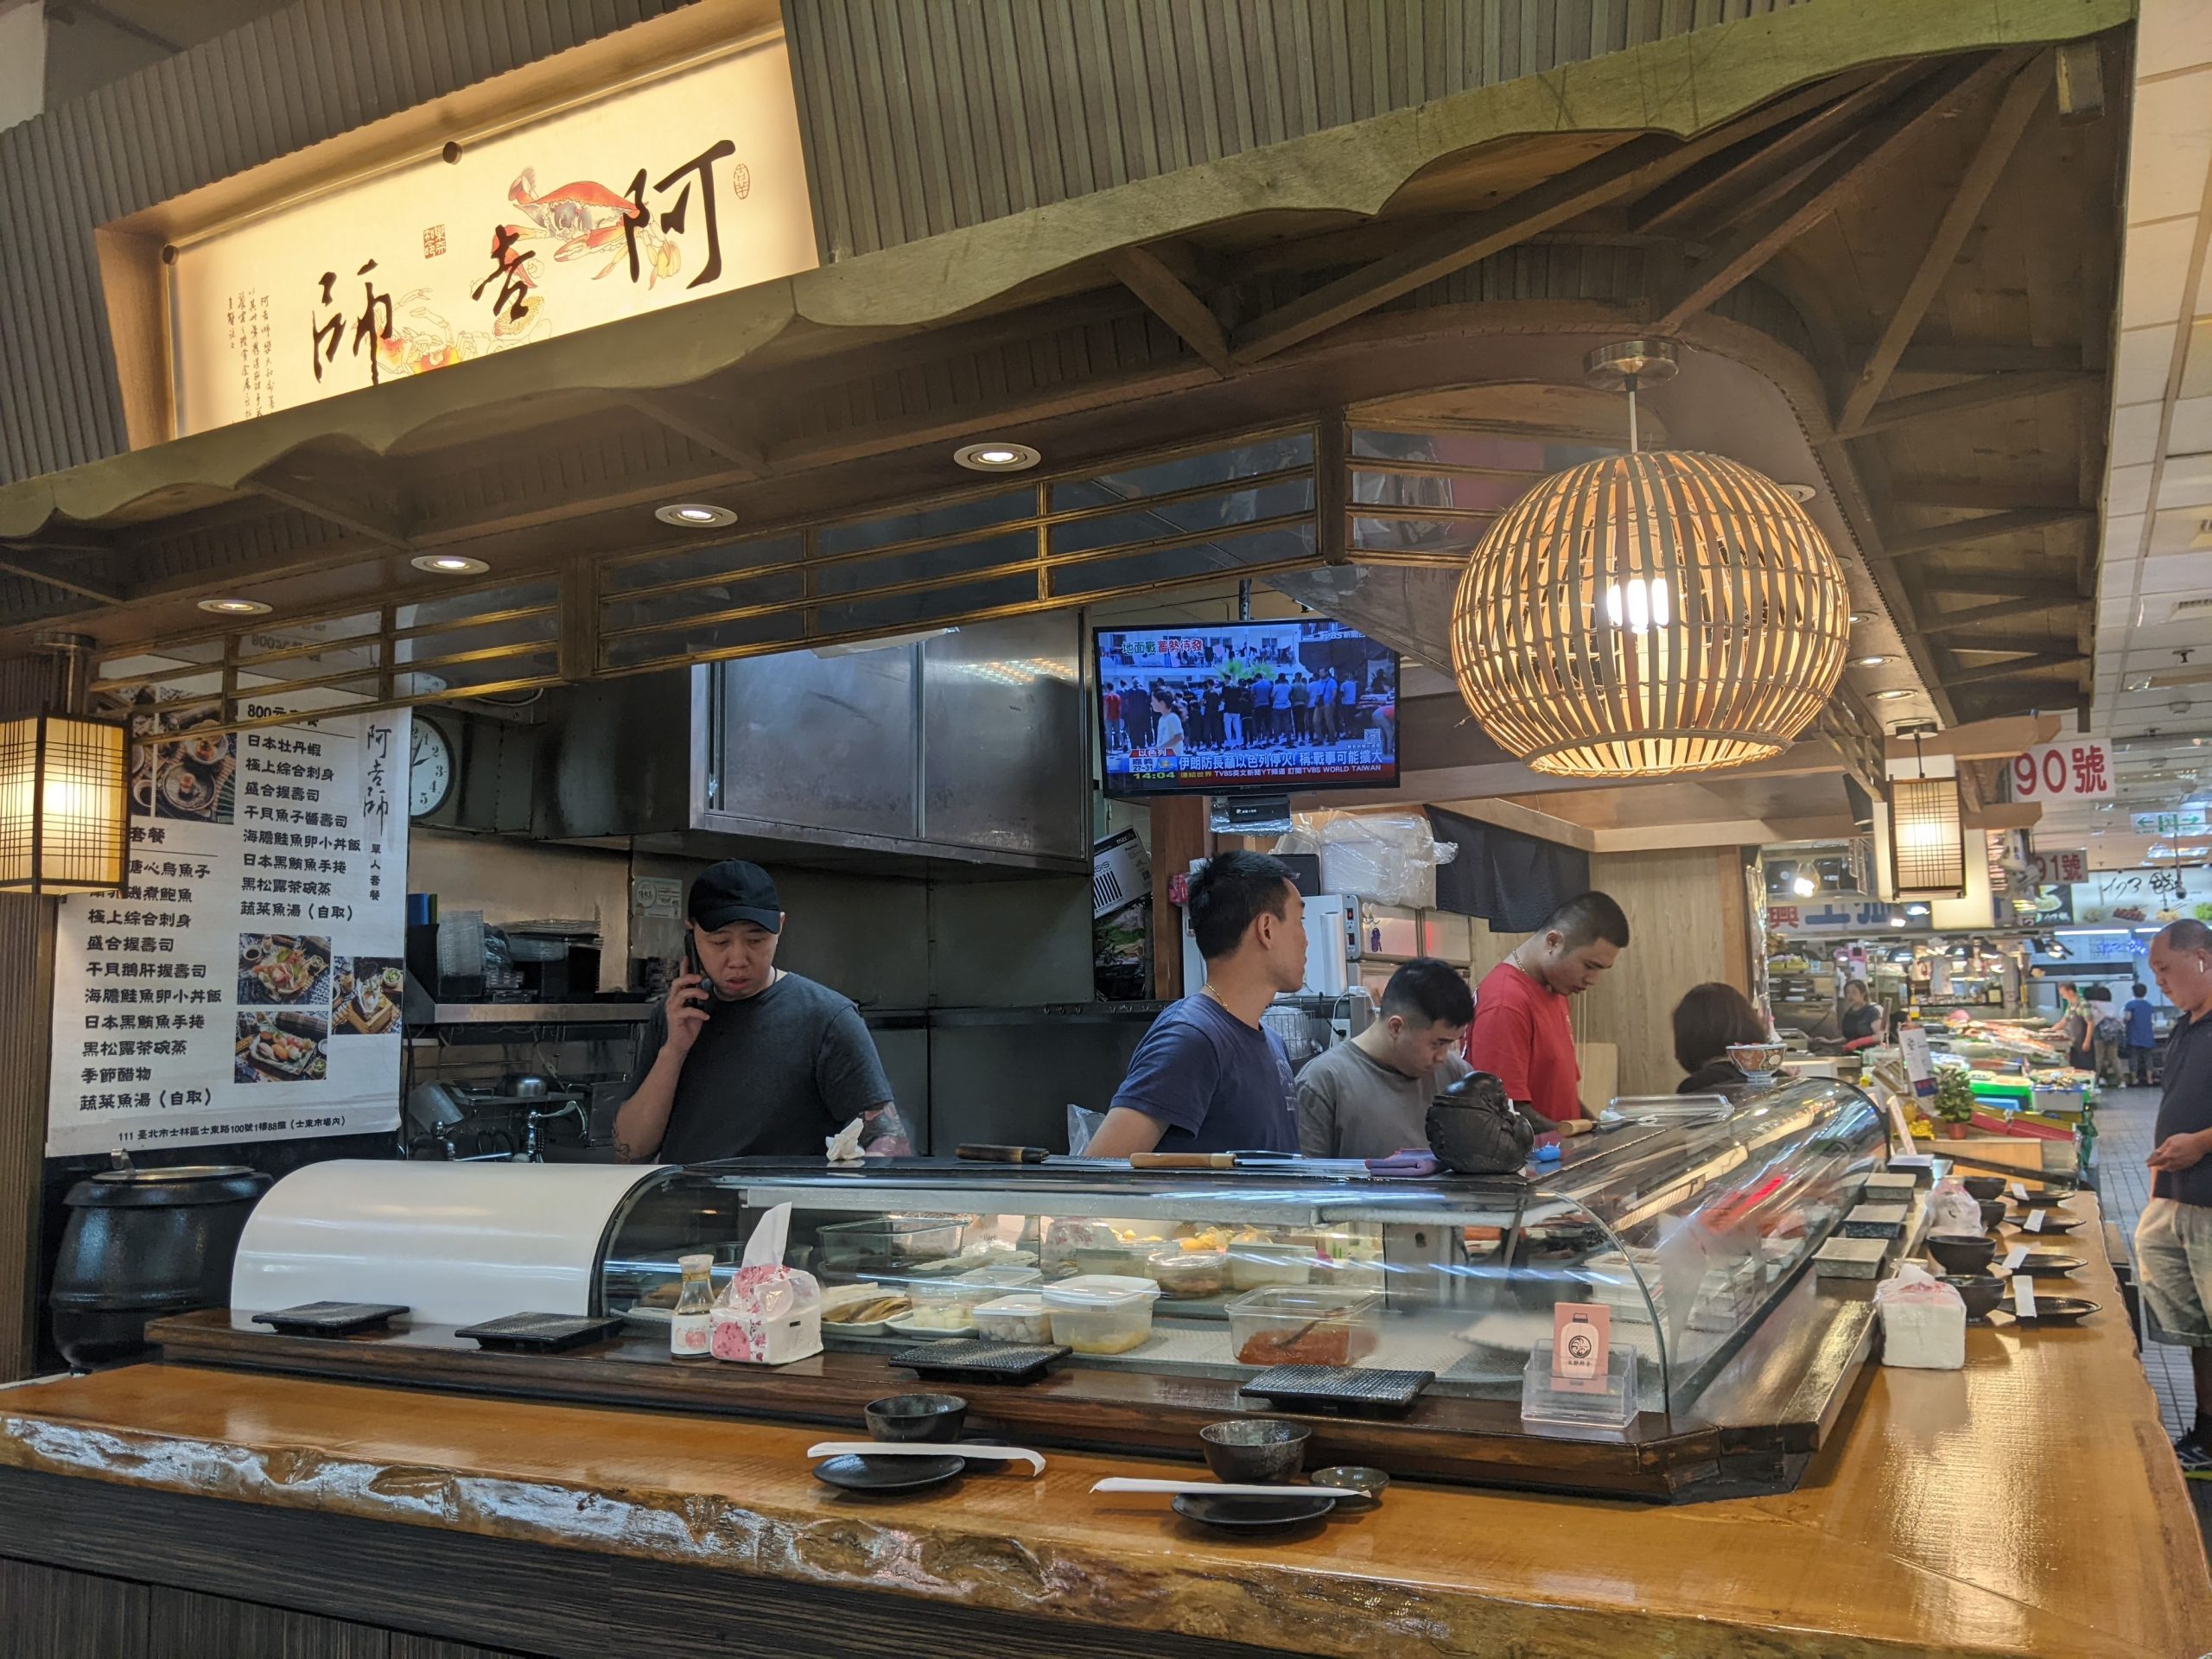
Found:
[613,861,904,1162]
[1299,959,1473,1160]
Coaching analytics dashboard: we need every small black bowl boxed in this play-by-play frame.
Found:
[864,1392,969,1443]
[1941,1273,2005,1323]
[1960,1175,2007,1202]
[1976,1198,2009,1233]
[1925,1233,1997,1274]
[1199,1418,1311,1484]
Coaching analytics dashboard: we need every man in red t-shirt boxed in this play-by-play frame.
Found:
[1465,892,1630,1123]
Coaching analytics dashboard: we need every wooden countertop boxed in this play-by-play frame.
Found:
[5,1197,2207,1659]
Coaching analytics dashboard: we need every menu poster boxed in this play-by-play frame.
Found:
[45,708,410,1156]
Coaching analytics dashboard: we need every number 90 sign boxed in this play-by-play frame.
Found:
[2010,741,2112,801]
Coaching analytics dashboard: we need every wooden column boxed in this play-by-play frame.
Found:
[0,652,60,1380]
[1147,797,1209,1000]
[1717,847,1756,994]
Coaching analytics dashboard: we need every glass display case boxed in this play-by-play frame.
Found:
[188,1076,1896,1501]
[601,1075,1887,1424]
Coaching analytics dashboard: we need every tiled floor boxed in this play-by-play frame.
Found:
[2091,1084,2198,1434]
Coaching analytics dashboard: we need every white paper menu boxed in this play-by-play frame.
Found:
[2012,1275,2038,1319]
[44,706,410,1155]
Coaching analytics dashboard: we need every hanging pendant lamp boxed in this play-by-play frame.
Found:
[1449,341,1850,779]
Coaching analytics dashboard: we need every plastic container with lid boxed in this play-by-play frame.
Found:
[1228,1239,1318,1291]
[972,1293,1054,1344]
[1146,1248,1227,1299]
[1226,1287,1381,1368]
[1040,1274,1160,1354]
[957,1263,1044,1294]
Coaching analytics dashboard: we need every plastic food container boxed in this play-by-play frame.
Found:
[972,1293,1053,1344]
[1146,1249,1227,1299]
[817,1213,969,1270]
[1071,1241,1160,1278]
[957,1264,1044,1294]
[1228,1239,1318,1290]
[910,1279,987,1309]
[1041,1274,1161,1354]
[1226,1287,1381,1368]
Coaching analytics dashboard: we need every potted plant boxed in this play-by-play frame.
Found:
[1934,1067,1976,1141]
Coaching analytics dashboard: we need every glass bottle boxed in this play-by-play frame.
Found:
[669,1253,714,1359]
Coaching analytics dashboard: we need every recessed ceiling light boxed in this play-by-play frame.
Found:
[1874,688,1912,701]
[410,554,489,575]
[1890,914,1908,927]
[655,502,737,528]
[1780,482,1818,503]
[198,597,270,615]
[1854,654,1891,667]
[954,441,1041,473]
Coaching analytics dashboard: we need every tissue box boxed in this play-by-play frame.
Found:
[709,1263,823,1365]
[1878,1287,1965,1370]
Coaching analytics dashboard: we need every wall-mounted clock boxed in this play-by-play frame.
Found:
[410,716,455,817]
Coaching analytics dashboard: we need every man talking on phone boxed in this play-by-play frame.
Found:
[613,861,907,1161]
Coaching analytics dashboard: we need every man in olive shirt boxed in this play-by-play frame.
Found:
[613,861,906,1162]
[2136,918,2212,1476]
[1298,959,1473,1159]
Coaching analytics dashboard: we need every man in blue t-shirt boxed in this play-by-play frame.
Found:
[1085,850,1308,1156]
[2127,980,2160,1088]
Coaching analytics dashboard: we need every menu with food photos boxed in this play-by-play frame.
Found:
[44,708,409,1155]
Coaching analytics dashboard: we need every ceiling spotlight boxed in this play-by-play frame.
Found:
[1906,903,1930,917]
[198,597,270,615]
[1854,654,1891,667]
[410,554,489,575]
[1847,611,1870,626]
[654,502,737,528]
[954,441,1041,473]
[1890,914,1909,927]
[1780,482,1819,503]
[1792,875,1816,897]
[1874,688,1912,702]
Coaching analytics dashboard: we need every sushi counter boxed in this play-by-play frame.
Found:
[2,1179,2205,1659]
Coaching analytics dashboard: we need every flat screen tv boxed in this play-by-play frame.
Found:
[1095,620,1400,798]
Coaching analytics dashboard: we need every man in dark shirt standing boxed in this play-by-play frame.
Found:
[613,861,906,1163]
[1085,851,1306,1156]
[2136,918,2212,1476]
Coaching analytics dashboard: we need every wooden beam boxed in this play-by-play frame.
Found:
[1650,54,2006,331]
[1966,802,2043,830]
[0,556,119,605]
[1884,714,2062,763]
[1922,594,2082,634]
[1846,370,2098,437]
[1894,344,2080,378]
[1148,795,1208,998]
[620,390,766,473]
[244,454,416,550]
[1630,68,1906,234]
[1891,480,2083,511]
[1918,573,2081,600]
[1941,652,2083,688]
[1873,505,2093,558]
[1104,244,1232,376]
[1227,73,1851,367]
[1945,632,2079,656]
[1436,795,1596,852]
[1834,58,2050,434]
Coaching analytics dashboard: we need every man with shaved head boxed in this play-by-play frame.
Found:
[2136,918,2212,1477]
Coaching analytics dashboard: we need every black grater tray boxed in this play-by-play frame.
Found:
[888,1340,1070,1384]
[454,1313,626,1353]
[251,1301,409,1338]
[1237,1365,1434,1416]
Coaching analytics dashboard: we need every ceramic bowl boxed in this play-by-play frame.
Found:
[1940,1273,2005,1322]
[864,1392,969,1443]
[1960,1175,2006,1202]
[1198,1419,1311,1484]
[1924,1233,1997,1274]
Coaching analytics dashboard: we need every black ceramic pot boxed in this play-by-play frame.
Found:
[50,1163,270,1368]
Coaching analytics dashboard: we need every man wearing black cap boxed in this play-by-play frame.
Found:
[613,860,906,1162]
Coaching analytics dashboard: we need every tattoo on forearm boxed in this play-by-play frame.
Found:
[614,1137,635,1162]
[859,1103,912,1153]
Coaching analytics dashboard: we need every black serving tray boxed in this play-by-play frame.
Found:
[251,1301,408,1338]
[1238,1364,1435,1415]
[453,1313,626,1353]
[888,1340,1069,1383]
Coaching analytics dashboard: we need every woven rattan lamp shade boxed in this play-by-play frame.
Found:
[1450,450,1849,778]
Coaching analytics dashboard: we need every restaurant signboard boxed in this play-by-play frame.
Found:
[45,699,410,1156]
[167,33,815,435]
